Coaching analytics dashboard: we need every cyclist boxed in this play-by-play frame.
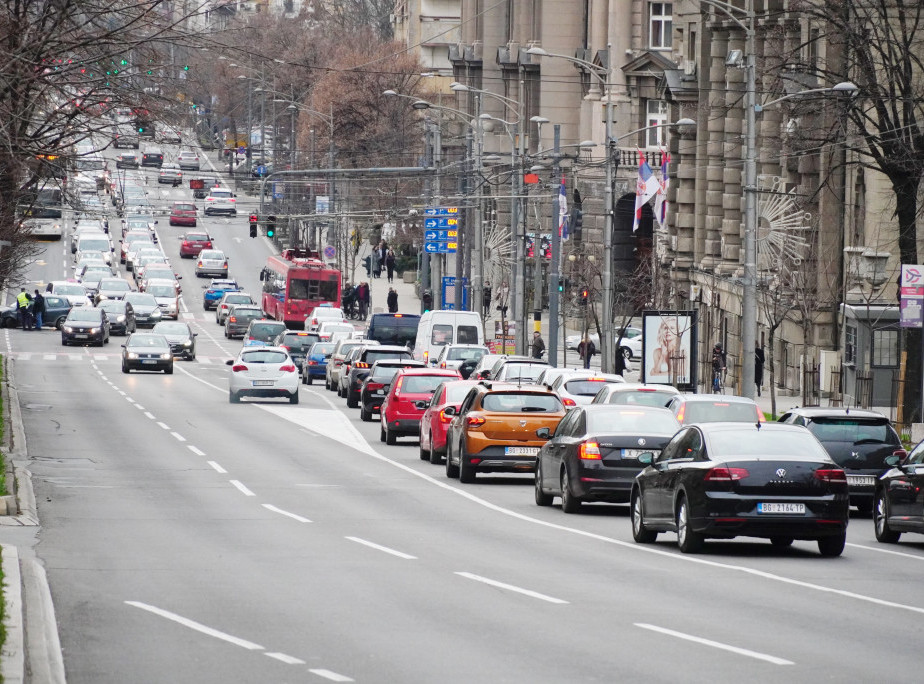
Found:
[711,343,727,392]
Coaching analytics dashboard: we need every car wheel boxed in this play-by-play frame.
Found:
[817,532,846,557]
[121,362,129,374]
[621,346,632,360]
[164,364,173,375]
[55,317,66,330]
[419,431,430,461]
[458,439,476,483]
[445,440,460,479]
[534,460,553,506]
[3,318,16,329]
[360,406,371,422]
[306,375,313,385]
[560,467,581,513]
[229,391,240,404]
[676,497,704,553]
[379,425,386,443]
[874,490,901,543]
[631,489,657,543]
[428,438,443,465]
[289,391,299,405]
[301,373,308,385]
[385,425,396,446]
[770,537,794,547]
[346,392,357,409]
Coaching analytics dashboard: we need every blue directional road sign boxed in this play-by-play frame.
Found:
[425,242,458,254]
[424,206,459,216]
[255,165,267,176]
[424,230,438,241]
[424,217,459,229]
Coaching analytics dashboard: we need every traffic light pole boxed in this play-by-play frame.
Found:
[547,125,562,367]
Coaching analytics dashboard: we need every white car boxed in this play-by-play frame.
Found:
[549,371,626,408]
[216,292,255,324]
[317,321,354,342]
[433,344,489,370]
[203,188,237,216]
[564,326,643,360]
[25,220,63,240]
[145,279,180,319]
[177,150,200,171]
[227,346,300,404]
[304,306,347,333]
[45,281,92,307]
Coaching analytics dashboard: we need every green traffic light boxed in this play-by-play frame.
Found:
[120,59,128,65]
[266,229,275,238]
[183,65,189,71]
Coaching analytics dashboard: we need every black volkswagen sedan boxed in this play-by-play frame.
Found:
[631,423,849,556]
[61,307,110,346]
[873,439,924,544]
[534,405,681,512]
[121,333,173,374]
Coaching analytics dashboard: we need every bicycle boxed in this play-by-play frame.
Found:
[712,368,726,394]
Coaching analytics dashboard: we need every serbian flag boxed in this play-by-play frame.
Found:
[558,176,569,240]
[633,155,660,232]
[654,151,671,230]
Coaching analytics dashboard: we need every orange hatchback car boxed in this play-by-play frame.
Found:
[444,382,567,483]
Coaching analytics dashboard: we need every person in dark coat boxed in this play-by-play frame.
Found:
[356,281,370,320]
[613,347,627,376]
[32,289,45,329]
[577,336,596,369]
[531,331,546,359]
[386,287,398,313]
[754,344,766,397]
[385,249,396,283]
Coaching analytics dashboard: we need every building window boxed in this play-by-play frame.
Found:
[872,328,898,367]
[845,325,857,365]
[650,3,673,49]
[646,100,667,148]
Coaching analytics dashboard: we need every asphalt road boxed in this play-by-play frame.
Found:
[6,142,924,682]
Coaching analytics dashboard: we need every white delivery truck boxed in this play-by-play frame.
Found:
[413,309,484,364]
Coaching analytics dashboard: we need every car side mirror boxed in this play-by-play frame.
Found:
[193,333,198,337]
[225,359,234,365]
[120,344,126,348]
[154,220,158,225]
[638,453,655,466]
[442,406,456,417]
[414,400,428,410]
[536,427,551,439]
[885,454,903,467]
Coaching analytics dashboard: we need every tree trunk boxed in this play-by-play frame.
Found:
[893,174,921,423]
[769,327,777,419]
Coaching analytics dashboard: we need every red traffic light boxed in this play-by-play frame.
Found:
[249,214,258,223]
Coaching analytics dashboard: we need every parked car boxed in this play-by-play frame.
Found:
[535,405,681,512]
[228,346,299,404]
[778,407,906,513]
[419,380,480,464]
[873,438,924,544]
[302,342,336,385]
[631,423,849,556]
[379,367,461,444]
[121,332,173,374]
[61,307,110,346]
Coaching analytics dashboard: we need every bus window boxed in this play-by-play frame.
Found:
[290,278,337,302]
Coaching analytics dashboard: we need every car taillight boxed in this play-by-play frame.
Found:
[704,467,749,482]
[280,364,297,373]
[394,376,404,396]
[562,397,576,407]
[205,242,212,248]
[579,441,602,460]
[182,241,189,247]
[367,382,384,391]
[440,362,446,369]
[355,362,369,368]
[307,360,317,366]
[228,316,236,322]
[231,364,248,372]
[814,468,847,483]
[466,415,486,427]
[197,261,203,267]
[676,406,685,423]
[439,408,455,424]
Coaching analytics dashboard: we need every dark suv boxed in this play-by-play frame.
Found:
[778,407,906,512]
[343,345,414,409]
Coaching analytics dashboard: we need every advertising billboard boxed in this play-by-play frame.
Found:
[641,310,698,391]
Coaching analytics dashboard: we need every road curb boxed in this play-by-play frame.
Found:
[1,545,24,684]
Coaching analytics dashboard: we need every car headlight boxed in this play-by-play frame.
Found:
[160,353,171,360]
[127,352,139,359]
[182,340,191,347]
[62,326,73,333]
[88,328,99,334]
[117,315,126,322]
[151,310,162,318]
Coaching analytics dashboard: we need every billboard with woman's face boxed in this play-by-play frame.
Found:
[641,311,697,389]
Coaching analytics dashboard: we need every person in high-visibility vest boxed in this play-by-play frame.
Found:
[16,288,29,329]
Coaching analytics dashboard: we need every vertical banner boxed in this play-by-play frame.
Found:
[641,310,698,391]
[900,265,924,328]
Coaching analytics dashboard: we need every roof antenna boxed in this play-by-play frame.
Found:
[756,421,761,430]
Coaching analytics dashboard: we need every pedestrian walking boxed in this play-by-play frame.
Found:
[531,331,546,359]
[578,335,596,369]
[387,287,398,313]
[363,255,372,278]
[356,281,370,320]
[385,249,396,283]
[16,288,29,329]
[495,281,509,318]
[613,347,627,376]
[32,289,45,329]
[711,343,727,392]
[754,344,766,397]
[372,250,381,279]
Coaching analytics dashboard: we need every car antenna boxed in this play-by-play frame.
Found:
[755,421,761,430]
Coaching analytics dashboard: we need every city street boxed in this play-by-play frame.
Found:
[3,147,924,681]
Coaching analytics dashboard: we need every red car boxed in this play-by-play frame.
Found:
[179,230,212,258]
[379,368,462,446]
[419,379,479,464]
[170,202,198,228]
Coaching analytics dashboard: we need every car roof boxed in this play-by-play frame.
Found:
[697,422,806,436]
[582,403,676,415]
[394,367,459,377]
[784,407,888,419]
[477,381,556,394]
[674,394,758,404]
[366,345,411,353]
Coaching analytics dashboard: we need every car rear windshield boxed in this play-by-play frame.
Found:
[368,315,419,346]
[251,323,286,339]
[607,389,677,407]
[224,294,251,304]
[79,238,110,252]
[310,343,335,355]
[365,350,412,364]
[482,393,563,413]
[564,379,620,396]
[200,250,225,260]
[806,418,896,444]
[448,347,486,361]
[186,233,209,241]
[402,375,449,394]
[371,366,403,382]
[708,430,830,460]
[445,383,475,403]
[282,335,319,350]
[683,401,759,423]
[586,409,678,435]
[147,285,175,297]
[502,364,546,382]
[241,350,288,364]
[231,309,261,320]
[174,204,196,212]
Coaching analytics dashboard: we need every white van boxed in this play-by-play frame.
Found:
[413,310,484,364]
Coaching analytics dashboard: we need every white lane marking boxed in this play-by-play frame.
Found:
[207,461,227,474]
[135,404,145,410]
[847,543,924,561]
[125,601,264,650]
[265,652,305,665]
[125,397,135,403]
[144,412,156,420]
[455,572,568,604]
[346,536,415,559]
[262,504,312,523]
[188,445,206,456]
[635,623,794,666]
[180,296,189,314]
[229,480,255,496]
[44,354,56,360]
[175,357,924,617]
[309,670,354,682]
[171,431,186,442]
[117,390,126,396]
[156,422,170,430]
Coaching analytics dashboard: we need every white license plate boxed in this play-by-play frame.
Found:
[847,475,876,487]
[621,448,660,459]
[757,503,806,514]
[505,446,539,456]
[252,380,274,387]
[74,334,88,339]
[141,360,157,365]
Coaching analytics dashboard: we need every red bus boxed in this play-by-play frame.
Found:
[260,249,341,328]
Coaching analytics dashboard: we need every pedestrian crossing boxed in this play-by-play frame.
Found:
[9,351,227,364]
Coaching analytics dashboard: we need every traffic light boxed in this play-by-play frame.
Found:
[580,288,589,306]
[571,188,584,242]
[249,214,258,238]
[183,65,190,71]
[266,215,276,238]
[558,277,565,293]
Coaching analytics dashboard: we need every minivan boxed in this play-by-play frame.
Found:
[366,313,421,348]
[412,310,484,364]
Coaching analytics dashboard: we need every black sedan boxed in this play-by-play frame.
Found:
[121,333,174,374]
[631,423,849,556]
[61,307,110,346]
[123,292,163,327]
[534,405,681,512]
[97,300,136,335]
[873,439,924,544]
[152,321,197,360]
